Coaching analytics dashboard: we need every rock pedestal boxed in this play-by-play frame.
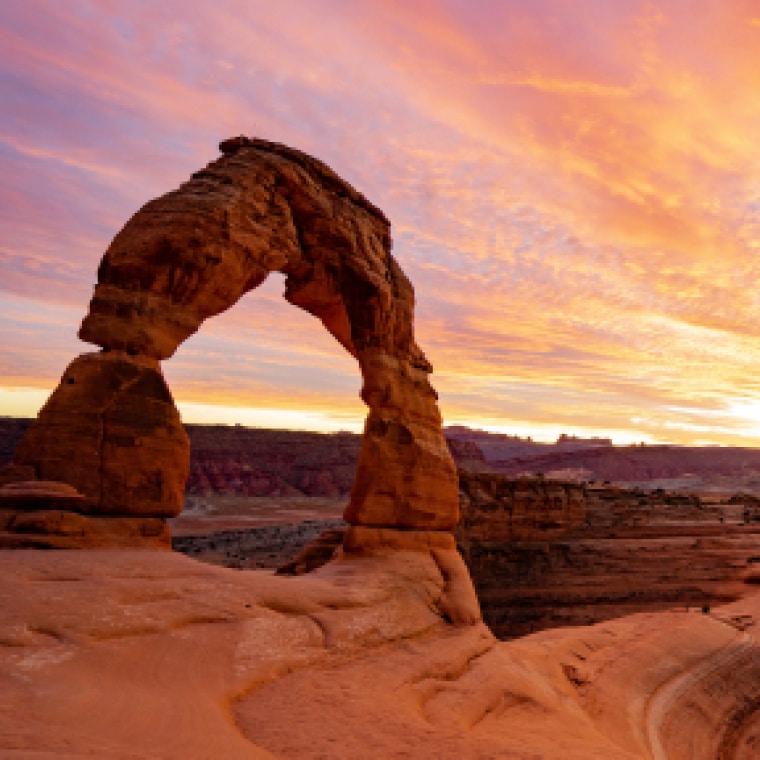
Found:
[13,351,188,517]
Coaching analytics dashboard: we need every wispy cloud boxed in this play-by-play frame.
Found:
[1,0,760,445]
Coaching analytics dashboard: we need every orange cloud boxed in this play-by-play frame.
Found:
[2,0,760,445]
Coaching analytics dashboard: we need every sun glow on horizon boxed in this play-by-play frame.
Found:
[6,380,760,449]
[175,400,365,434]
[2,1,760,448]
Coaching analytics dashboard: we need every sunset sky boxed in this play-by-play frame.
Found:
[2,0,760,445]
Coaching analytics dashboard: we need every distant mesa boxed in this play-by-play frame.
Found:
[555,432,613,449]
[3,137,462,560]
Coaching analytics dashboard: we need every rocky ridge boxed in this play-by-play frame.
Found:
[9,418,760,497]
[458,473,760,638]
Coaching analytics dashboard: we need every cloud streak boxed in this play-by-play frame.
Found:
[2,0,760,444]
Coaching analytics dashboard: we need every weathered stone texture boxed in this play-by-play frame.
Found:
[456,473,760,639]
[0,509,170,549]
[456,470,586,544]
[10,136,459,542]
[14,351,188,517]
[77,136,458,529]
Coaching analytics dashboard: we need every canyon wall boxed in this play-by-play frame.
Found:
[458,472,760,639]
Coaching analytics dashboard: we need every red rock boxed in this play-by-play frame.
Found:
[277,527,346,575]
[5,548,760,758]
[343,525,456,553]
[457,471,585,543]
[10,137,459,547]
[0,463,36,486]
[0,480,84,510]
[457,473,760,638]
[13,351,188,517]
[0,509,170,549]
[75,137,457,529]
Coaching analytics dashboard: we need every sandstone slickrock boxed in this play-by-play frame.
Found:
[11,136,459,540]
[4,548,760,758]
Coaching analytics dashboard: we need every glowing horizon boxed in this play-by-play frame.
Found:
[2,1,760,447]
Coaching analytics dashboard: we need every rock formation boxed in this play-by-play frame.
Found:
[13,352,189,517]
[183,426,362,498]
[458,473,760,638]
[6,137,460,553]
[3,547,760,758]
[457,471,586,543]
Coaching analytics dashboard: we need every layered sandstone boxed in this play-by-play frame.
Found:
[3,547,760,758]
[8,137,459,544]
[458,474,760,639]
[5,137,459,541]
[0,474,172,550]
[0,510,170,549]
[457,470,586,543]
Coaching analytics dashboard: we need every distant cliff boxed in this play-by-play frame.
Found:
[456,473,758,638]
[6,418,760,495]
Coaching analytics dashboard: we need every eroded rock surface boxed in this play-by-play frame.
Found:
[457,471,586,543]
[11,137,458,539]
[458,474,760,639]
[3,548,760,759]
[0,510,171,549]
[14,351,188,517]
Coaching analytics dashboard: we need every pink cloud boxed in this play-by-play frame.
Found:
[2,0,760,444]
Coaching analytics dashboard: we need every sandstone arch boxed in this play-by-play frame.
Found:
[13,137,459,535]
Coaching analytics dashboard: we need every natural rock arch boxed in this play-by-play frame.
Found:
[13,137,459,536]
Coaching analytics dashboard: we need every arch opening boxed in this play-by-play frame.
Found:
[163,271,365,434]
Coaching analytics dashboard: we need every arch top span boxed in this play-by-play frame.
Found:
[79,135,427,372]
[16,137,459,533]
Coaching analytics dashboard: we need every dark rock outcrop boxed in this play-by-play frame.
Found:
[458,474,760,638]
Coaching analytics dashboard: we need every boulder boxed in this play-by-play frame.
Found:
[14,351,188,517]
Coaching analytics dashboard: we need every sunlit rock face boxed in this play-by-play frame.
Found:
[11,137,459,534]
[14,351,189,518]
